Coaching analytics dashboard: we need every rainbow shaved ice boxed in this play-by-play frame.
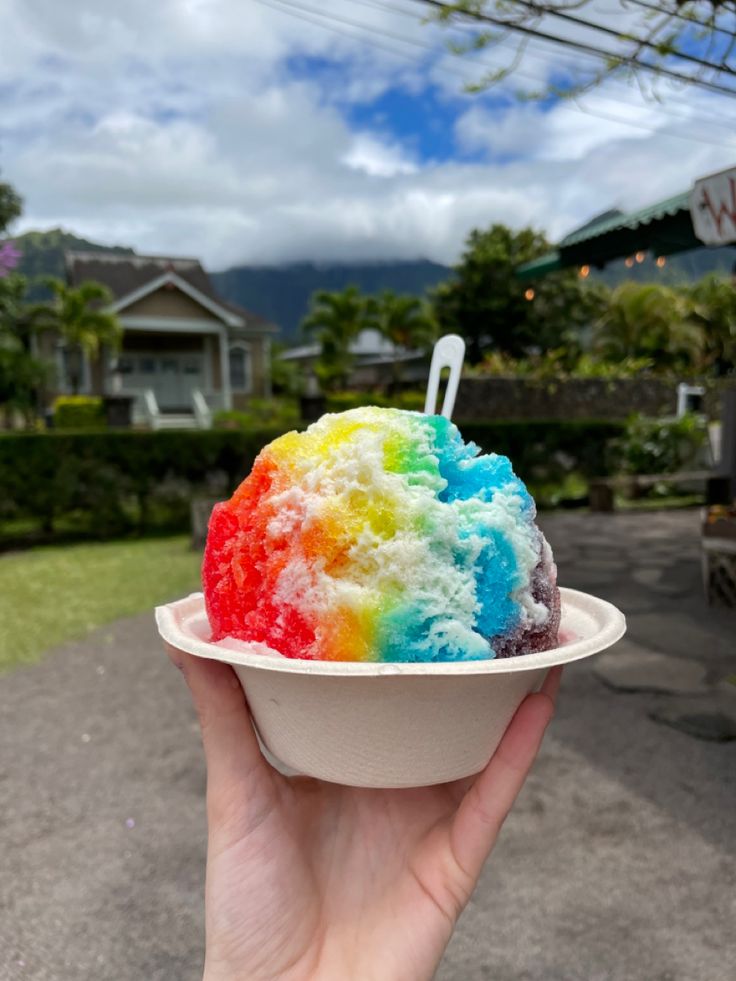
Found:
[203,407,560,662]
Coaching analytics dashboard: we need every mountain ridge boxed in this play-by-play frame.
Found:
[210,259,450,339]
[10,229,450,339]
[9,227,736,342]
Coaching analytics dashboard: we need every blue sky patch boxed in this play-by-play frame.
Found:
[346,86,463,164]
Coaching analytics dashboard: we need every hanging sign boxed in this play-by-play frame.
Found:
[690,165,736,246]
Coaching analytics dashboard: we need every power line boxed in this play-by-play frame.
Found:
[254,0,736,147]
[487,0,736,77]
[626,0,736,38]
[260,0,736,146]
[353,0,735,86]
[262,0,736,141]
[253,0,437,64]
[410,0,736,98]
[343,0,736,129]
[418,0,736,87]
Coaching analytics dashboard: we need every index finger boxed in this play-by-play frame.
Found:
[448,666,562,881]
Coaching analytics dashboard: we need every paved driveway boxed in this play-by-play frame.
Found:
[1,511,735,981]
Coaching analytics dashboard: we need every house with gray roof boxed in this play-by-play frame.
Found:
[50,251,278,427]
[280,328,428,387]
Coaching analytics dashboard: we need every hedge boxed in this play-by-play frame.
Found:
[0,419,624,545]
[0,429,284,543]
[326,391,426,413]
[458,419,624,483]
[53,395,105,430]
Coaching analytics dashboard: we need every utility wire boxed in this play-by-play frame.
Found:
[253,0,437,64]
[420,0,736,84]
[373,0,735,82]
[410,0,736,98]
[343,0,736,129]
[278,0,736,135]
[261,0,736,143]
[254,0,736,147]
[478,0,736,76]
[626,0,736,38]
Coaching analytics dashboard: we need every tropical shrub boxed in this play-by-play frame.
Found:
[53,395,105,429]
[477,349,653,379]
[0,272,52,423]
[214,398,300,430]
[593,283,703,372]
[610,412,707,476]
[689,274,736,374]
[325,390,426,413]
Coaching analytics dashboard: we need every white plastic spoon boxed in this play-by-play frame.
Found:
[423,334,466,420]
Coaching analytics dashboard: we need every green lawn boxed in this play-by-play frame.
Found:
[0,536,202,672]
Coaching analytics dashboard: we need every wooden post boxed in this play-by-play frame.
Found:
[589,480,615,512]
[719,388,736,501]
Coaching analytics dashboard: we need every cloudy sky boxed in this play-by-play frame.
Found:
[2,0,735,270]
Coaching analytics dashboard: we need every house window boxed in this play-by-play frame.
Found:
[229,343,251,393]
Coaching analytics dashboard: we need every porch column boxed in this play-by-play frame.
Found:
[218,328,232,410]
[83,349,92,394]
[263,336,272,398]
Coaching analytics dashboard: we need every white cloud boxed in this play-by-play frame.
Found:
[342,133,418,177]
[1,0,735,269]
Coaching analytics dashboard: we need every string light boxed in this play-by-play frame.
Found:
[656,256,666,268]
[579,265,590,278]
[624,256,634,268]
[635,251,646,263]
[524,288,535,301]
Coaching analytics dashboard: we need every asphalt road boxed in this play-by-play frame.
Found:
[1,511,735,981]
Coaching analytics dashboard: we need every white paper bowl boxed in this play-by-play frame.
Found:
[156,587,625,788]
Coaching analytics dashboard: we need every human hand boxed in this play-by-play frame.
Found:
[166,645,561,981]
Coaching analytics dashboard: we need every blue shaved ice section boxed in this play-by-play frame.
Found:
[376,601,493,663]
[424,416,532,508]
[383,415,535,661]
[473,529,521,639]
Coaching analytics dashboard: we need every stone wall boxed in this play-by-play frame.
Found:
[455,377,733,422]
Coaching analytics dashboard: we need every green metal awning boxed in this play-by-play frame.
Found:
[516,251,562,280]
[515,188,701,280]
[559,190,698,263]
[560,192,689,247]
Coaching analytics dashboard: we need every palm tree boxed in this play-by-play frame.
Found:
[368,290,437,386]
[689,274,736,375]
[593,282,703,373]
[32,278,122,394]
[301,286,368,391]
[0,173,22,236]
[0,273,51,427]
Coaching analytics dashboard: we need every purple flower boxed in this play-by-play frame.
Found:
[0,240,21,278]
